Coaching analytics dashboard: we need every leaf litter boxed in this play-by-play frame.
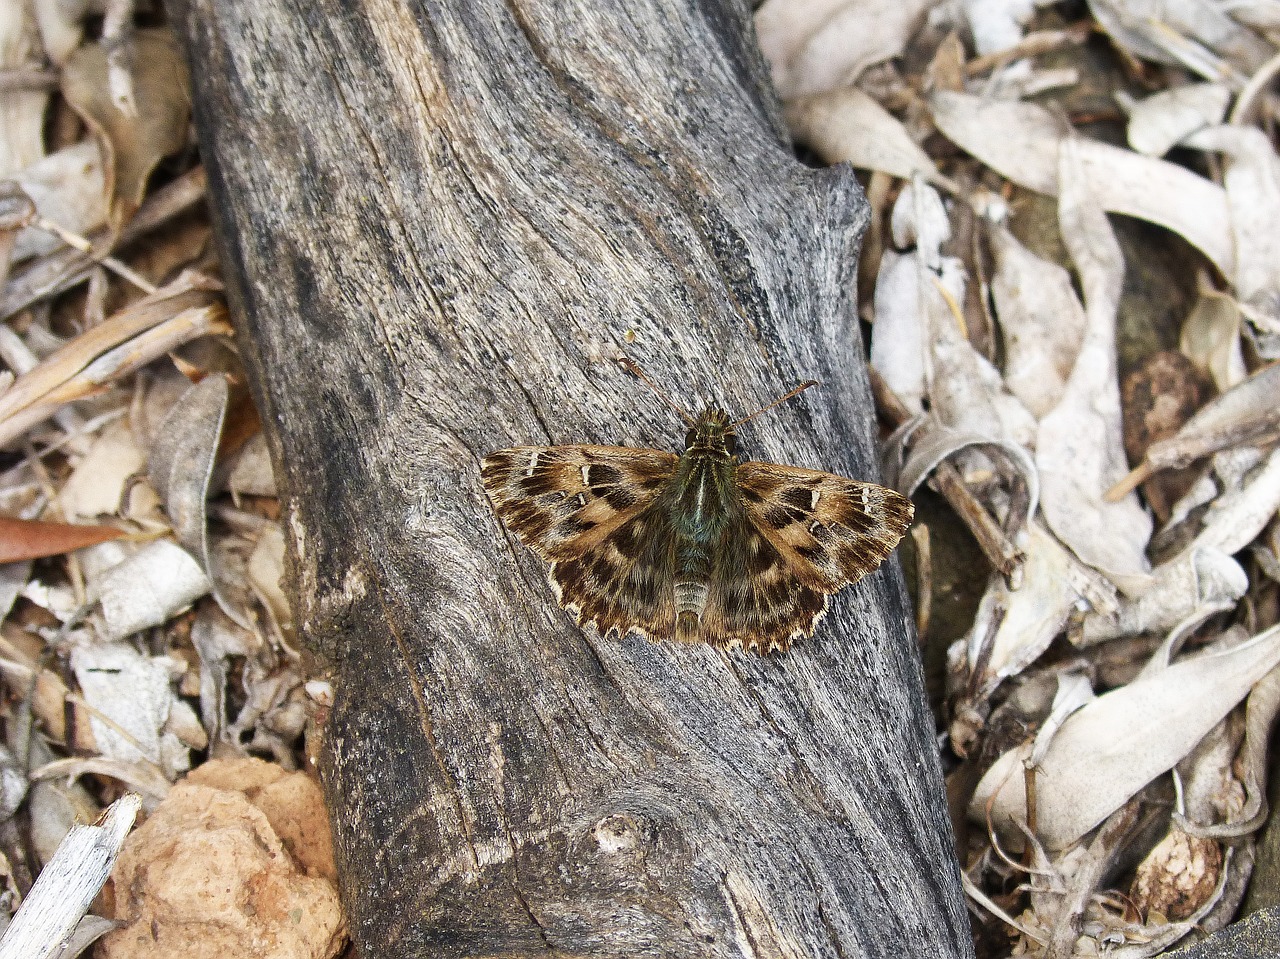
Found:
[759,0,1280,951]
[0,7,340,959]
[0,0,1278,957]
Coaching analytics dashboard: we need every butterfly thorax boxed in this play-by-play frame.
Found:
[670,408,740,543]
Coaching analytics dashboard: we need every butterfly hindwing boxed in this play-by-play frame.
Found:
[699,519,831,654]
[697,461,914,652]
[481,445,680,638]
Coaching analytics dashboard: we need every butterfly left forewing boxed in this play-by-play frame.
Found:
[481,445,677,558]
[698,461,913,652]
[481,445,681,639]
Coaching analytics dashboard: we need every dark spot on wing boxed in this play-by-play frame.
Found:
[764,505,793,529]
[520,474,560,497]
[586,464,624,487]
[782,487,812,511]
[747,537,776,574]
[558,515,597,537]
[612,520,643,553]
[603,486,639,510]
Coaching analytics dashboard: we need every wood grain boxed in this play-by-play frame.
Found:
[170,0,973,955]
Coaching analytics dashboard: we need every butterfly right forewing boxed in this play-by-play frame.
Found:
[735,461,914,586]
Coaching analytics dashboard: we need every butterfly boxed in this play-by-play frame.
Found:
[481,361,914,654]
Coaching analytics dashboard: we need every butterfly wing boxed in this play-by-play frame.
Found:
[481,445,681,639]
[699,461,914,653]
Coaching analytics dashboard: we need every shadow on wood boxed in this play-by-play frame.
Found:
[171,0,973,955]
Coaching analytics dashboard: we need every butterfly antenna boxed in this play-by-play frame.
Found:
[617,356,696,425]
[731,380,820,427]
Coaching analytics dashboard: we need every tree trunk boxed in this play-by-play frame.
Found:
[170,1,973,956]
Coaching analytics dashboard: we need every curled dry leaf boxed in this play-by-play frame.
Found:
[783,87,949,185]
[247,522,291,638]
[1180,287,1247,392]
[870,249,931,411]
[59,419,151,521]
[60,28,191,218]
[1078,547,1247,646]
[31,0,88,65]
[9,141,108,263]
[971,622,1280,850]
[149,374,227,561]
[69,642,190,777]
[0,3,48,178]
[929,91,1236,276]
[755,0,943,97]
[1085,0,1272,79]
[1184,446,1280,558]
[148,374,252,628]
[959,523,1091,695]
[988,224,1087,419]
[1035,139,1152,592]
[1123,83,1231,157]
[224,432,276,498]
[93,538,211,641]
[1183,125,1280,355]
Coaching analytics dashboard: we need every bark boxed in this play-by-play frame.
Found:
[170,1,973,956]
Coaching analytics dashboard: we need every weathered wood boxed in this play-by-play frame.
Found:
[170,1,972,956]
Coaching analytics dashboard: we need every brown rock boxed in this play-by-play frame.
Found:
[99,761,345,959]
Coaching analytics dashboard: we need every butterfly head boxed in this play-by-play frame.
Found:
[685,408,737,459]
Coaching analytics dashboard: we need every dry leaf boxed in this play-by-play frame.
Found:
[149,374,227,561]
[929,91,1236,276]
[1183,125,1280,355]
[59,419,147,520]
[1035,139,1152,591]
[1123,83,1231,157]
[0,515,123,563]
[972,622,1280,850]
[784,87,948,185]
[10,141,108,263]
[1085,0,1271,79]
[69,642,187,775]
[93,538,211,641]
[0,4,48,178]
[963,0,1036,54]
[989,224,1087,419]
[756,0,943,97]
[60,28,191,218]
[1181,288,1247,392]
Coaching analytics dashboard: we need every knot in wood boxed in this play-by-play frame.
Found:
[592,814,643,855]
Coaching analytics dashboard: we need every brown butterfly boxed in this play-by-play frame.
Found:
[481,361,914,654]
